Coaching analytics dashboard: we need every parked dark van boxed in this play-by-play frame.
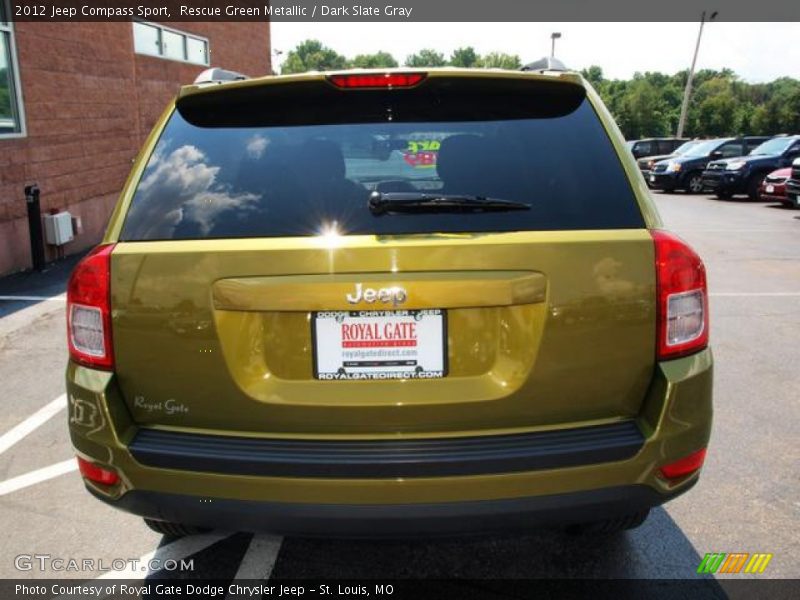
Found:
[627,137,689,160]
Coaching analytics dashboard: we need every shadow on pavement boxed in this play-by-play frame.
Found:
[0,252,86,319]
[764,203,797,210]
[270,507,721,581]
[128,508,734,598]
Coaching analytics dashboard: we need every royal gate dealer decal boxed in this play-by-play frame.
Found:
[313,310,446,380]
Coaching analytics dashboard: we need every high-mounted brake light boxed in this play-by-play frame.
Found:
[67,244,115,370]
[652,230,709,360]
[77,457,119,486]
[327,73,427,89]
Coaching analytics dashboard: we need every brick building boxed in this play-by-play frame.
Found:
[0,13,270,275]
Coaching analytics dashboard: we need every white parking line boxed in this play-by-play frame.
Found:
[228,533,284,584]
[0,394,67,456]
[96,532,229,580]
[0,459,77,496]
[0,292,67,338]
[0,295,66,302]
[49,533,232,599]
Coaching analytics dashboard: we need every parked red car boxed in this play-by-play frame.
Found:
[759,167,792,204]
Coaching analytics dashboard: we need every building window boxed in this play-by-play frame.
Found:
[133,22,209,66]
[0,1,26,138]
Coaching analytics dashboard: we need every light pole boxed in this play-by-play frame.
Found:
[550,32,562,58]
[676,11,718,138]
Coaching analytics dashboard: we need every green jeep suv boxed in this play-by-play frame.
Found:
[66,65,712,537]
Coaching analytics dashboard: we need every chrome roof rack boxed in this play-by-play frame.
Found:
[193,67,249,85]
[520,57,568,72]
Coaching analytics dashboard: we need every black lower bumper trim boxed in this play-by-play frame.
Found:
[129,421,644,478]
[90,483,691,537]
[650,174,677,190]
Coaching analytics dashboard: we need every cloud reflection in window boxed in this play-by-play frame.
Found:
[126,144,261,239]
[245,134,269,159]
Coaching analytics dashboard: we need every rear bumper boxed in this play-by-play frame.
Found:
[649,172,679,190]
[68,349,713,536]
[89,482,693,537]
[128,421,644,479]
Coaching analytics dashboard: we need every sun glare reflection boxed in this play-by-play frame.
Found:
[318,221,344,249]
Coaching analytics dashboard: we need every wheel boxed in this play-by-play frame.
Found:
[144,518,209,537]
[565,509,650,535]
[715,191,733,200]
[747,175,764,201]
[685,173,705,194]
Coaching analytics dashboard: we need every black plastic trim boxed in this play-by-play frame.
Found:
[129,421,644,478]
[89,482,692,537]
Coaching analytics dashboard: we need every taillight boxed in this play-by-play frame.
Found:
[67,244,115,369]
[77,457,119,486]
[327,73,426,89]
[659,448,707,480]
[652,230,709,360]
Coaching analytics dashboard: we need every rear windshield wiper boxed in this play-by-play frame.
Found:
[368,191,531,215]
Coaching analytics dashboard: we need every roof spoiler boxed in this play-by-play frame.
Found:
[521,57,568,72]
[193,68,249,85]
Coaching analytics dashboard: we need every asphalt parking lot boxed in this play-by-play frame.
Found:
[0,191,798,585]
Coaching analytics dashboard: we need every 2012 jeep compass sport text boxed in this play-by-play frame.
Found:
[66,66,713,537]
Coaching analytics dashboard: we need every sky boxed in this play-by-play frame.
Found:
[270,22,800,83]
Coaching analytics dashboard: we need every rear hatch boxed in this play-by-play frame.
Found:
[110,72,656,437]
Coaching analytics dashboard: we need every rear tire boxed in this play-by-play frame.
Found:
[685,173,704,194]
[144,518,209,537]
[565,509,650,535]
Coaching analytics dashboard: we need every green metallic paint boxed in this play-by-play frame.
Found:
[107,231,656,434]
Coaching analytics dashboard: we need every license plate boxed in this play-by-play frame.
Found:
[766,184,775,193]
[794,194,800,208]
[650,175,656,183]
[313,310,447,380]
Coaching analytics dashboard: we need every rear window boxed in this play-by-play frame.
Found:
[120,76,643,241]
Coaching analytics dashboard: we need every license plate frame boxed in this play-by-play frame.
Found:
[312,309,448,380]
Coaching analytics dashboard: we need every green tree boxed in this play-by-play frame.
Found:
[616,79,670,139]
[751,104,778,135]
[477,52,521,70]
[580,65,604,87]
[693,78,740,136]
[449,47,479,68]
[350,51,398,69]
[405,49,447,68]
[280,39,348,74]
[783,89,800,132]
